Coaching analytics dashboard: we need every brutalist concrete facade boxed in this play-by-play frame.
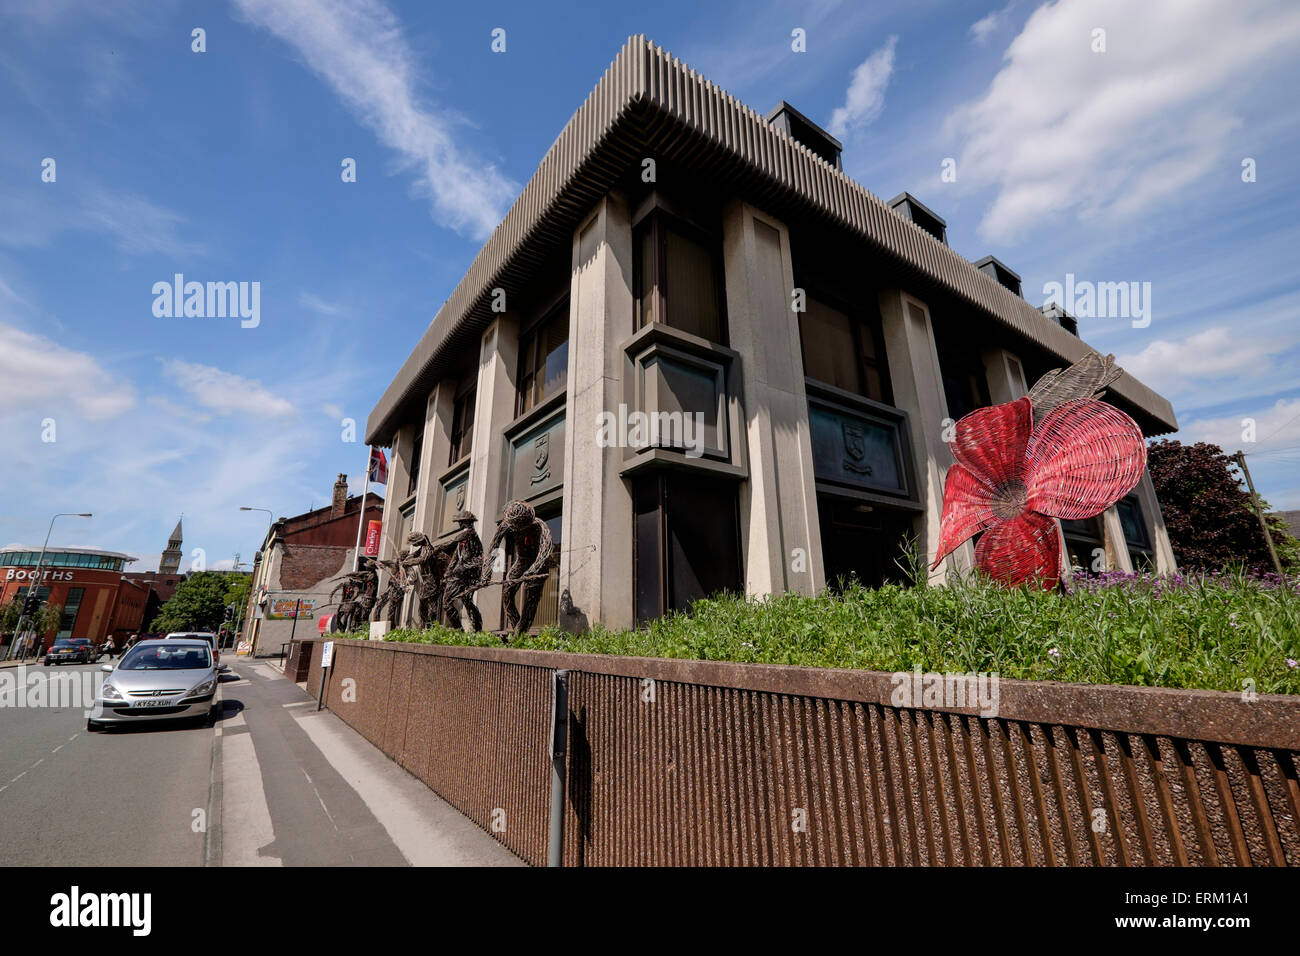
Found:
[366,37,1180,633]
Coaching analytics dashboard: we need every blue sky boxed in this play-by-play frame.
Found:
[2,0,1298,571]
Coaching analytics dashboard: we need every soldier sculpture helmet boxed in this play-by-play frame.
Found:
[452,510,477,526]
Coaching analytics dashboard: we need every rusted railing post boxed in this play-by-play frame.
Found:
[548,669,569,867]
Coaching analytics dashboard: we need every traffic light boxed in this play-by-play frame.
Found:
[223,603,234,621]
[21,593,40,616]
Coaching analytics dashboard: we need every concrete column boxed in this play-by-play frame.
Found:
[1101,507,1135,572]
[377,424,413,563]
[1135,469,1179,573]
[558,193,635,631]
[413,383,453,534]
[880,290,971,582]
[981,347,1028,404]
[466,315,520,632]
[721,201,825,597]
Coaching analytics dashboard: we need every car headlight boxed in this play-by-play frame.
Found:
[102,682,124,701]
[187,678,216,698]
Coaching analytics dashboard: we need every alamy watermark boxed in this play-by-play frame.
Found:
[152,274,260,328]
[595,404,706,459]
[0,666,105,717]
[1041,273,1151,328]
[889,667,1000,717]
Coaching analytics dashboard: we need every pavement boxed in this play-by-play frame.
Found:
[0,656,521,867]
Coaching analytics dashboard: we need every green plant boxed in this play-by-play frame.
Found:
[382,572,1300,694]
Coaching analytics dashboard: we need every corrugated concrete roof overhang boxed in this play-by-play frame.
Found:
[366,36,1178,446]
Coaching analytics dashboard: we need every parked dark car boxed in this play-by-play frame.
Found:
[44,639,94,666]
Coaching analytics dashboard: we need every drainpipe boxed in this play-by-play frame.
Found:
[548,669,569,867]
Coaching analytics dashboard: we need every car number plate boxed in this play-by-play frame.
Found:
[131,698,177,709]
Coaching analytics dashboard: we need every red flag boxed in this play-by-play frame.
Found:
[367,447,388,484]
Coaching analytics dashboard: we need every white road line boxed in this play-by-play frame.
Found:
[220,726,282,867]
[31,759,42,768]
[12,772,26,782]
[51,745,63,753]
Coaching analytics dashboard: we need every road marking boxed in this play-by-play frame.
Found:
[12,772,26,782]
[301,768,338,829]
[31,759,42,768]
[51,745,63,754]
[68,734,78,742]
[221,724,282,867]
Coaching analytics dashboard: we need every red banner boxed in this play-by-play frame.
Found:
[364,519,382,556]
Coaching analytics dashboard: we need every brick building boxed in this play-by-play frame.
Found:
[243,475,384,656]
[1,545,138,653]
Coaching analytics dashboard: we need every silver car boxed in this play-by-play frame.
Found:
[87,639,220,732]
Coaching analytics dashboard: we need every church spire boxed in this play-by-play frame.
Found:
[160,516,183,574]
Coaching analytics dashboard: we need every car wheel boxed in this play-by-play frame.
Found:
[43,659,50,667]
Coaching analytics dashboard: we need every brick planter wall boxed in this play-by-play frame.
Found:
[300,638,1300,867]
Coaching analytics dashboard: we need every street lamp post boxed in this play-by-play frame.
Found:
[8,512,93,661]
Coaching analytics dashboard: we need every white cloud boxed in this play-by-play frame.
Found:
[159,359,297,418]
[947,0,1300,242]
[829,36,898,138]
[0,322,135,420]
[321,402,344,419]
[232,0,518,239]
[970,3,1015,43]
[1180,397,1300,455]
[1117,327,1279,399]
[299,291,341,316]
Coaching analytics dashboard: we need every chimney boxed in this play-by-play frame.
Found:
[331,473,348,519]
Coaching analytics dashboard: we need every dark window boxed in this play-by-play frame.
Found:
[448,385,476,465]
[934,336,991,421]
[1061,515,1104,575]
[517,302,569,415]
[633,474,741,622]
[634,212,725,343]
[1117,495,1153,570]
[58,588,84,639]
[407,426,425,496]
[817,496,912,590]
[799,294,891,404]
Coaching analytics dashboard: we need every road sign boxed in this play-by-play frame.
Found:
[321,641,334,668]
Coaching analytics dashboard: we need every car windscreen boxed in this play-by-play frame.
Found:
[119,644,212,670]
[51,642,76,649]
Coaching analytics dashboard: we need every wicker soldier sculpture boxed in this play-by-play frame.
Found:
[438,510,485,633]
[480,499,556,635]
[402,531,450,628]
[372,554,409,627]
[328,556,378,632]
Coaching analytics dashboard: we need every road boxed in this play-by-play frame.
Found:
[0,657,520,867]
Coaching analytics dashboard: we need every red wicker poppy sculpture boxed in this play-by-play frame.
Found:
[932,354,1147,589]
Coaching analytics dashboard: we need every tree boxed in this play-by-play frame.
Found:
[1147,440,1298,572]
[224,575,251,619]
[151,572,230,632]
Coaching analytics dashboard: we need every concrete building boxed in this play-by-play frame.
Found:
[243,475,384,656]
[364,37,1180,634]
